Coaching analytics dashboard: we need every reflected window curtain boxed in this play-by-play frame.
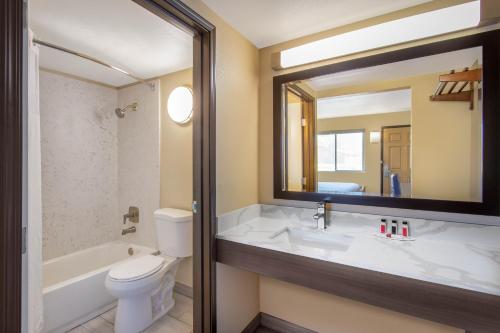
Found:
[28,29,44,333]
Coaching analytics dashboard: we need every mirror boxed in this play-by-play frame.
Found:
[274,33,500,213]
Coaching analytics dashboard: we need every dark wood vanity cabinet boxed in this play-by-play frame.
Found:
[217,239,500,333]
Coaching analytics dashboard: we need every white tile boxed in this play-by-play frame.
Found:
[117,81,161,248]
[40,71,121,260]
[82,316,114,333]
[144,315,192,333]
[100,307,116,324]
[70,297,193,333]
[67,325,91,333]
[168,293,193,326]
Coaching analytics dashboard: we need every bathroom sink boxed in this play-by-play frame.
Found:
[272,227,353,252]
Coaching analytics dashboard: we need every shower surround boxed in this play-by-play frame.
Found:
[118,82,161,248]
[40,70,160,260]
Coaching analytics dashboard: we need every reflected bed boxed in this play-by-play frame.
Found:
[317,181,364,193]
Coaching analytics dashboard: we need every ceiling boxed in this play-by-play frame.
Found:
[200,0,431,48]
[30,0,193,87]
[317,89,411,119]
[305,47,482,92]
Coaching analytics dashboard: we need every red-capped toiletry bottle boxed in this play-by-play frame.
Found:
[402,221,410,237]
[380,218,387,234]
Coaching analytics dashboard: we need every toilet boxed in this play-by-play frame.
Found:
[105,208,192,333]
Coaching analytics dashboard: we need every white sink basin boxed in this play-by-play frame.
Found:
[272,227,354,252]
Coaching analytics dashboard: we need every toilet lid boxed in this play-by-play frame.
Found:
[108,255,165,282]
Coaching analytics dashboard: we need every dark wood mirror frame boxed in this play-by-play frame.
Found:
[274,30,500,216]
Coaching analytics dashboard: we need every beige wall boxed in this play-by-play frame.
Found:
[159,68,193,287]
[411,73,481,201]
[317,112,411,194]
[180,1,261,332]
[160,68,193,212]
[182,0,260,217]
[481,0,500,24]
[260,277,462,333]
[216,264,260,333]
[257,1,497,332]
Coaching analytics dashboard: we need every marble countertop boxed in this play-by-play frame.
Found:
[216,204,500,296]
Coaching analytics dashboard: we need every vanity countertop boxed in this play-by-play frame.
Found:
[216,204,500,296]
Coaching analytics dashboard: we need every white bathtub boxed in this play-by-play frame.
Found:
[42,241,155,333]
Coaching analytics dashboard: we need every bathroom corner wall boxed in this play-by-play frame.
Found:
[117,80,161,249]
[40,70,120,260]
[159,67,193,287]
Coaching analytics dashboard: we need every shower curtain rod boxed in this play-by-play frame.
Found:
[33,38,155,90]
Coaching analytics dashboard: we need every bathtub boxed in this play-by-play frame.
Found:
[42,241,155,333]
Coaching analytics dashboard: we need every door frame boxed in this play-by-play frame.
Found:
[380,125,411,195]
[0,0,217,332]
[1,0,24,332]
[284,84,316,192]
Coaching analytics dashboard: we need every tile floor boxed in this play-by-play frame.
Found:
[68,293,193,333]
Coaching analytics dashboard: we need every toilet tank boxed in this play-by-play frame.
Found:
[154,208,192,258]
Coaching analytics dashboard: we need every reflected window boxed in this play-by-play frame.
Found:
[318,131,363,172]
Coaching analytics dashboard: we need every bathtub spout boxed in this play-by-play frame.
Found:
[122,226,136,235]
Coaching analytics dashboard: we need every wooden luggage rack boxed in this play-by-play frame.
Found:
[429,67,482,110]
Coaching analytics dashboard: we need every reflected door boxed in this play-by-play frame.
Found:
[285,85,316,192]
[382,126,411,196]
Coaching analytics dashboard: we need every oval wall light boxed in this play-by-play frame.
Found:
[167,86,193,124]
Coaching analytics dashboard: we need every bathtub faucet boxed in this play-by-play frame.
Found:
[123,206,139,225]
[122,226,136,235]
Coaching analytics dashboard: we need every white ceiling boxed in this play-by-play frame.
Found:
[306,47,482,92]
[317,89,411,119]
[200,0,431,48]
[30,0,193,87]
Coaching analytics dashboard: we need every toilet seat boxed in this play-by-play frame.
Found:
[108,255,174,282]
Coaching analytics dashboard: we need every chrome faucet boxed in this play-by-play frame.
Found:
[313,202,327,230]
[122,226,136,235]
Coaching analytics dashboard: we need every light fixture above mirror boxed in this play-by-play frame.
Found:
[276,1,480,69]
[167,86,193,124]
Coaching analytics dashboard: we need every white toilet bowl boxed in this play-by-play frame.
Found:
[105,254,180,333]
[105,208,192,333]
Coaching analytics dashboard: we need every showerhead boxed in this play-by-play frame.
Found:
[115,102,138,118]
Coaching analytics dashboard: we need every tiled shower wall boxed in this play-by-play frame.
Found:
[40,70,160,260]
[117,80,161,249]
[40,71,120,259]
